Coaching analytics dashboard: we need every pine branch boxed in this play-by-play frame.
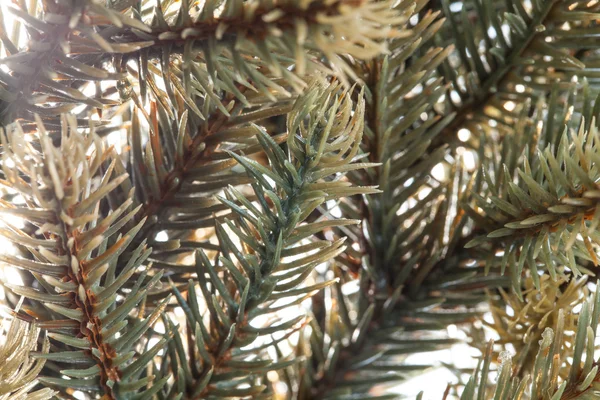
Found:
[351,6,453,295]
[0,115,170,399]
[300,5,507,398]
[0,0,140,124]
[465,85,600,292]
[110,82,298,287]
[485,273,587,378]
[459,281,600,400]
[125,87,283,239]
[0,0,407,126]
[434,0,599,148]
[156,80,379,398]
[0,309,55,400]
[3,0,600,399]
[435,0,556,145]
[112,0,403,62]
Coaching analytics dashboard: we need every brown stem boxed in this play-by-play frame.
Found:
[136,99,233,228]
[50,160,124,398]
[114,0,365,51]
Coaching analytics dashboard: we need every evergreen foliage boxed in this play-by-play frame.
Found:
[2,0,600,399]
[0,303,55,400]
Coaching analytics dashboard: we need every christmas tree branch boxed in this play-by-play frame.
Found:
[435,0,558,146]
[161,80,380,398]
[0,116,170,399]
[460,282,600,400]
[0,0,407,126]
[434,0,600,148]
[303,6,496,398]
[466,97,600,291]
[0,310,54,399]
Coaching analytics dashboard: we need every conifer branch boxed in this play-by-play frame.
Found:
[460,280,600,400]
[302,6,500,398]
[486,273,586,377]
[0,0,139,124]
[116,0,403,60]
[159,80,379,398]
[0,311,54,400]
[0,0,407,126]
[465,87,600,291]
[0,116,169,399]
[3,0,600,398]
[435,0,598,147]
[436,0,557,145]
[114,83,297,284]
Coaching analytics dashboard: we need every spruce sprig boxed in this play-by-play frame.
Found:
[0,307,54,400]
[161,80,380,398]
[0,116,170,399]
[460,282,600,400]
[466,87,600,292]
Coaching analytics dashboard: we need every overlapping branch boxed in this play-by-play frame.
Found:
[0,0,408,126]
[159,81,380,398]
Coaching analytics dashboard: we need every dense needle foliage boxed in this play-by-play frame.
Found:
[3,0,600,399]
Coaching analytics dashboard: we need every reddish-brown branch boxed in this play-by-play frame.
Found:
[114,0,366,50]
[47,154,129,398]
